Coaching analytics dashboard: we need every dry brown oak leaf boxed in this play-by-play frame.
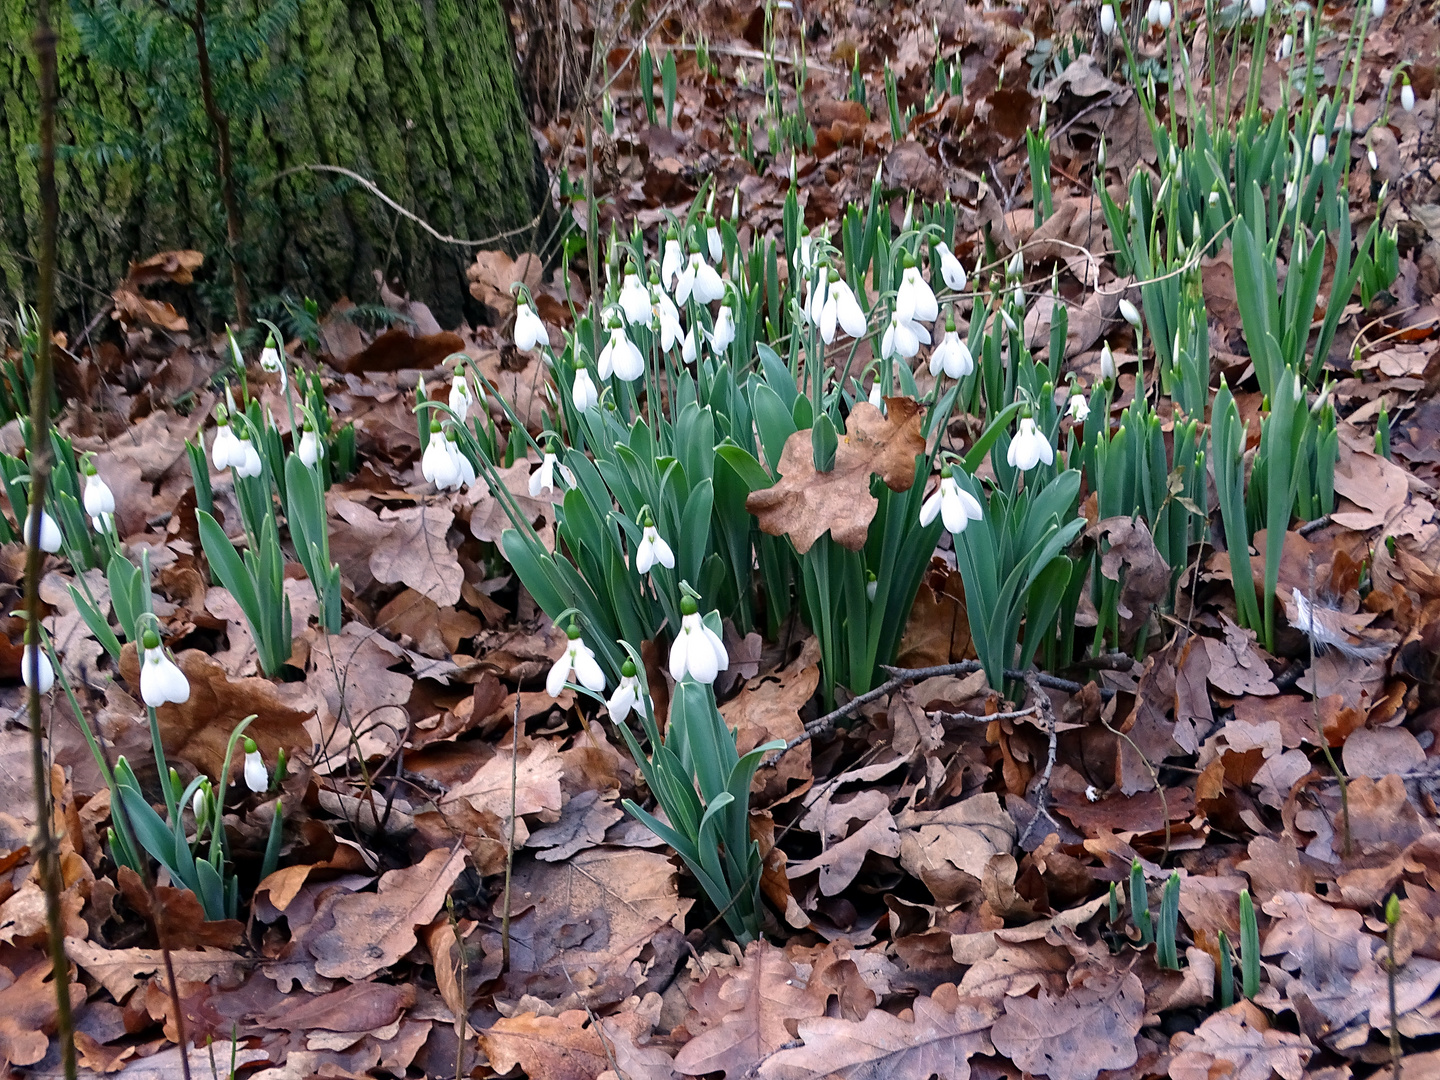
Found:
[989,970,1145,1080]
[759,984,998,1080]
[0,959,87,1067]
[747,398,924,554]
[308,844,468,980]
[480,1010,610,1080]
[674,940,828,1079]
[1169,1004,1313,1080]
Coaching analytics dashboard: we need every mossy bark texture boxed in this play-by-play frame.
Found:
[1,0,545,328]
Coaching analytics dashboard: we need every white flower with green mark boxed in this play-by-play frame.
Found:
[920,466,984,534]
[668,597,729,684]
[22,642,53,694]
[548,624,606,697]
[636,517,674,575]
[140,630,190,707]
[243,737,268,793]
[598,323,645,382]
[514,301,547,352]
[1007,416,1054,472]
[607,659,643,722]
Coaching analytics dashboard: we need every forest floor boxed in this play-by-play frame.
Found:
[6,1,1440,1079]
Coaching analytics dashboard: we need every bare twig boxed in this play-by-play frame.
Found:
[266,164,545,249]
[930,705,1040,725]
[1016,673,1060,850]
[501,690,520,972]
[26,1,76,1074]
[1308,556,1352,857]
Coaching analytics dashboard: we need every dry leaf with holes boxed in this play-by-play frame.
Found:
[760,984,998,1080]
[480,1010,608,1080]
[370,505,464,606]
[443,739,564,847]
[989,970,1144,1080]
[747,399,925,554]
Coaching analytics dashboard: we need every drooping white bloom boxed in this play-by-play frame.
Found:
[1401,81,1415,112]
[211,420,242,471]
[668,600,728,684]
[661,233,684,291]
[796,232,815,278]
[882,312,925,359]
[422,426,460,488]
[929,328,974,380]
[1118,297,1143,328]
[1100,3,1116,34]
[866,573,878,602]
[232,434,261,479]
[651,287,684,351]
[811,274,868,343]
[937,244,968,291]
[193,784,209,828]
[1100,343,1117,381]
[1145,0,1169,28]
[244,738,268,794]
[1157,0,1172,27]
[1007,416,1055,471]
[547,626,606,697]
[682,324,700,363]
[442,433,475,491]
[1248,0,1265,17]
[676,251,726,305]
[140,637,190,707]
[449,371,472,422]
[514,302,547,351]
[298,427,322,468]
[896,262,939,323]
[869,380,884,410]
[1067,392,1091,422]
[529,451,561,496]
[1311,132,1328,165]
[259,344,282,373]
[1371,0,1385,18]
[710,305,736,353]
[27,503,62,554]
[707,219,723,263]
[636,523,675,574]
[1277,33,1294,60]
[607,661,642,722]
[919,468,985,534]
[1368,147,1380,170]
[619,270,651,325]
[598,324,645,382]
[22,643,53,694]
[83,469,115,526]
[571,367,599,410]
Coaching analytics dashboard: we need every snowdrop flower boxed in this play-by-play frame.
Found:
[619,267,651,326]
[1401,79,1415,112]
[259,342,282,374]
[710,303,736,353]
[1007,250,1025,280]
[1100,2,1116,35]
[598,322,645,382]
[869,379,884,410]
[192,783,210,829]
[682,324,700,363]
[796,229,815,278]
[668,597,728,684]
[445,432,476,490]
[882,312,926,359]
[1368,147,1380,170]
[1311,132,1327,166]
[1118,297,1142,329]
[706,214,723,263]
[896,257,939,323]
[607,660,643,722]
[1249,0,1265,17]
[529,444,568,497]
[636,517,674,574]
[83,465,115,531]
[676,250,725,305]
[1285,180,1298,209]
[1067,390,1091,423]
[1007,415,1055,471]
[140,630,190,707]
[514,301,547,352]
[298,424,322,468]
[937,243,968,292]
[25,501,61,554]
[241,737,268,793]
[1100,344,1117,382]
[210,414,242,471]
[929,315,974,379]
[866,571,878,602]
[1277,33,1294,60]
[661,229,684,291]
[651,284,684,352]
[812,272,868,343]
[422,423,460,488]
[1145,0,1171,29]
[547,623,605,697]
[22,642,53,694]
[571,366,599,410]
[231,432,260,478]
[449,368,472,422]
[919,466,985,534]
[1371,0,1385,18]
[1097,137,1107,170]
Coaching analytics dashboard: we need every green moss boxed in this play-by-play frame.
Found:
[0,0,542,329]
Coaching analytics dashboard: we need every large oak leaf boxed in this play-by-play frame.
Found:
[989,970,1144,1080]
[746,399,924,554]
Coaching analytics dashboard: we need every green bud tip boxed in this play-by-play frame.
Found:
[620,659,637,677]
[566,622,582,640]
[84,461,98,476]
[430,421,443,434]
[866,570,877,583]
[243,737,258,753]
[142,629,161,650]
[680,596,699,616]
[1386,894,1401,926]
[666,226,678,240]
[302,420,314,433]
[939,465,953,479]
[828,268,840,282]
[903,253,917,270]
[705,213,716,226]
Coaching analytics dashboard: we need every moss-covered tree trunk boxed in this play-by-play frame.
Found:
[0,0,546,329]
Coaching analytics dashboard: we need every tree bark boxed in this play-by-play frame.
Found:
[0,0,546,330]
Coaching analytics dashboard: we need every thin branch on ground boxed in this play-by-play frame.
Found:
[1016,672,1061,850]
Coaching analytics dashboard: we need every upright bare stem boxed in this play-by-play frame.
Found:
[27,1,77,1074]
